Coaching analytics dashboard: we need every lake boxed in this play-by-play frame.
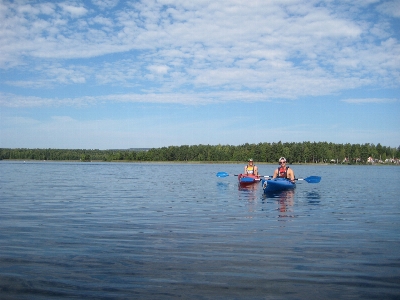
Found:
[1,161,399,299]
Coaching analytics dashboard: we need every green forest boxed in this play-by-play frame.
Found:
[1,141,399,164]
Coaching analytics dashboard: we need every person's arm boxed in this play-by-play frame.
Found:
[254,166,258,176]
[272,168,278,179]
[244,166,247,174]
[289,169,295,182]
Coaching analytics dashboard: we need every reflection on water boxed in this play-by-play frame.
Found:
[238,182,259,192]
[216,181,229,191]
[306,191,321,205]
[238,183,260,215]
[263,189,295,219]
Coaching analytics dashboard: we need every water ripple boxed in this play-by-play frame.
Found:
[0,162,399,299]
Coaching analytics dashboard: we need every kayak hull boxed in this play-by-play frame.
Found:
[262,178,296,192]
[238,174,261,185]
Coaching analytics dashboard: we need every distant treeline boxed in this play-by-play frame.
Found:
[1,142,399,164]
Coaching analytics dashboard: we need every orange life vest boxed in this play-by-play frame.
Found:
[277,166,289,178]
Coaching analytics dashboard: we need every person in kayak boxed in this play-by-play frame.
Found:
[244,158,259,176]
[273,157,295,183]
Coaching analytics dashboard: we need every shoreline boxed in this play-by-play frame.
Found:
[1,159,398,166]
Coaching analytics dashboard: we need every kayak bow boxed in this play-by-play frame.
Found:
[262,178,296,192]
[238,174,261,185]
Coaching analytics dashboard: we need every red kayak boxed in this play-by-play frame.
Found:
[238,174,261,185]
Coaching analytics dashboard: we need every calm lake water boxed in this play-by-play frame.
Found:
[1,161,399,299]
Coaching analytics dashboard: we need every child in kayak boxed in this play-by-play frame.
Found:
[273,157,295,183]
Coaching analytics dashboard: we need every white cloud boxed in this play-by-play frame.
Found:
[147,65,169,75]
[4,64,90,88]
[377,0,400,18]
[37,3,56,15]
[341,98,398,104]
[58,3,88,17]
[91,16,115,28]
[0,0,399,104]
[95,60,140,85]
[0,90,274,108]
[91,0,119,10]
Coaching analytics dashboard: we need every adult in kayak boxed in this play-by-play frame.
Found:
[244,158,258,176]
[273,157,295,183]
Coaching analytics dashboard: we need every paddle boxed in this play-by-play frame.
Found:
[295,176,321,183]
[262,176,321,183]
[216,172,232,178]
[216,172,272,178]
[216,172,320,183]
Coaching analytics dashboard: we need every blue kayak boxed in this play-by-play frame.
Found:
[262,178,296,192]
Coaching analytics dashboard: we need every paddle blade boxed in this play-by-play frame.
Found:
[304,176,321,183]
[216,172,229,178]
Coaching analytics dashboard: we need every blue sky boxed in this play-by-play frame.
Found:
[0,0,399,149]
